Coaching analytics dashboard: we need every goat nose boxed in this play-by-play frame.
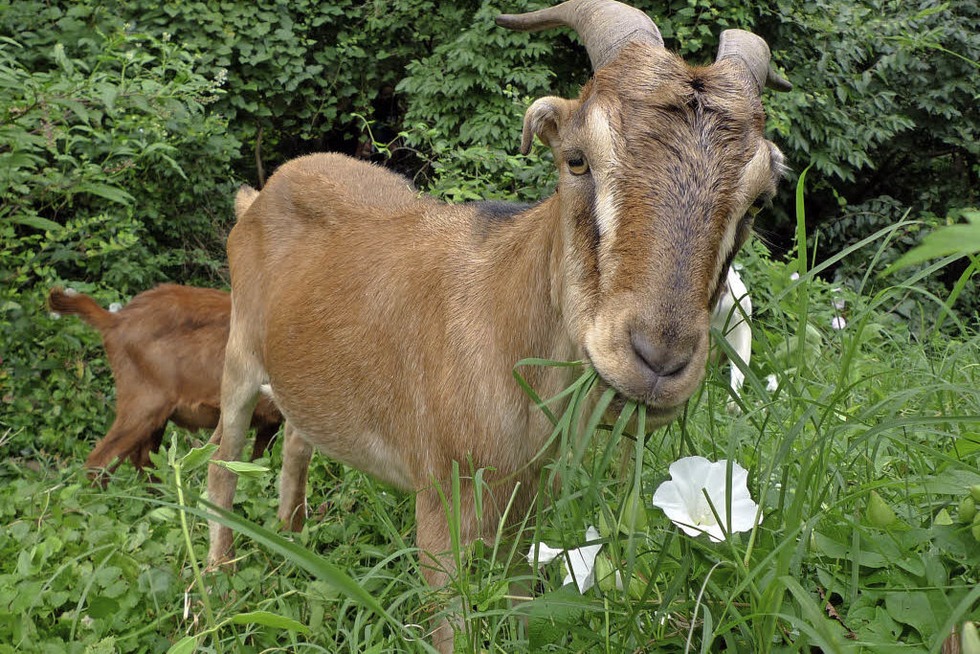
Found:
[631,329,694,378]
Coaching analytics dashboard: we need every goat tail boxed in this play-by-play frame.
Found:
[48,287,117,332]
[234,185,259,220]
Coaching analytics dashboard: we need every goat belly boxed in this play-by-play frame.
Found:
[319,424,416,491]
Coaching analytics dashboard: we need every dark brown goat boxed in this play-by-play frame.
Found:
[48,285,282,473]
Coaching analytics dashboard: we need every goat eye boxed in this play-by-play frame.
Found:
[567,155,590,176]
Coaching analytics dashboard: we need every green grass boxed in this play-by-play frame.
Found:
[2,209,979,652]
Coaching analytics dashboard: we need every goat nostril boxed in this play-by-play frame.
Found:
[631,330,693,378]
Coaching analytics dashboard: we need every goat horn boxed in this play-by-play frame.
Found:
[716,29,793,93]
[497,0,664,71]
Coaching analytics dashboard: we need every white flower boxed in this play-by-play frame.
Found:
[832,297,846,310]
[789,272,800,281]
[527,541,565,567]
[527,526,603,594]
[108,302,123,313]
[652,457,761,542]
[831,316,846,330]
[765,374,779,392]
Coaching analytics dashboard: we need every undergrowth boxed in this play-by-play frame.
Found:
[1,185,978,653]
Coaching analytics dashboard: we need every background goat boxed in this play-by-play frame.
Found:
[48,285,282,473]
[207,0,789,648]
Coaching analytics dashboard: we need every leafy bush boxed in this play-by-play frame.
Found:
[0,25,239,454]
[757,0,979,318]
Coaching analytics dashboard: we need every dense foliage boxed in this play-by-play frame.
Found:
[1,0,977,652]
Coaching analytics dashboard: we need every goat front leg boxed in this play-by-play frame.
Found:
[206,341,262,567]
[416,488,457,653]
[277,422,312,532]
[416,484,485,654]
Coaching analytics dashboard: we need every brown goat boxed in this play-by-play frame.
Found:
[48,285,282,473]
[207,0,790,648]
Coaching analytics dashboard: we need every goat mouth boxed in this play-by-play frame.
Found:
[592,368,687,424]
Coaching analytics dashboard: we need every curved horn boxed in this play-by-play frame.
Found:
[496,0,664,71]
[716,29,792,93]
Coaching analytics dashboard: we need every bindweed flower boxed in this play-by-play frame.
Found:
[789,272,800,281]
[832,297,846,310]
[765,374,779,392]
[652,457,761,542]
[831,316,846,330]
[527,526,603,594]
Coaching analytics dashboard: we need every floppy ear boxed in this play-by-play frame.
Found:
[520,96,578,155]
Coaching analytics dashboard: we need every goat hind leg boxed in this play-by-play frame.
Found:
[250,422,278,460]
[277,422,312,532]
[206,339,263,567]
[85,401,170,482]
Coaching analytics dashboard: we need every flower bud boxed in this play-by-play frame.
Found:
[959,496,977,524]
[595,554,619,593]
[597,511,615,539]
[867,491,897,528]
[961,621,980,654]
[621,486,648,533]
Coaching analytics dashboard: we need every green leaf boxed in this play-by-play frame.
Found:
[884,591,942,638]
[521,586,591,651]
[147,507,176,522]
[180,443,218,472]
[209,460,269,478]
[75,182,135,206]
[890,211,980,271]
[7,214,61,232]
[87,595,119,619]
[228,610,310,633]
[166,635,198,654]
[52,42,74,76]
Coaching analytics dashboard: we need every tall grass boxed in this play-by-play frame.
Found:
[1,181,978,652]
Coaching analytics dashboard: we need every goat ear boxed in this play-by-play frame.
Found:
[235,185,259,219]
[520,97,577,155]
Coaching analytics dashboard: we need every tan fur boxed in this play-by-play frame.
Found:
[207,18,785,652]
[48,285,282,475]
